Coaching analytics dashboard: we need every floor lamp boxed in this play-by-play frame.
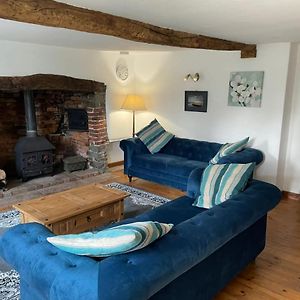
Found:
[121,94,146,137]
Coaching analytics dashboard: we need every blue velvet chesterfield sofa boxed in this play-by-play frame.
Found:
[120,137,264,191]
[0,178,281,300]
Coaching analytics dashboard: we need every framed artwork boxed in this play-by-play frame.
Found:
[228,71,264,107]
[185,91,208,112]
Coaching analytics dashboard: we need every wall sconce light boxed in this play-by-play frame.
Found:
[184,73,200,82]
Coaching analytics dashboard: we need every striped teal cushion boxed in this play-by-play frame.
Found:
[210,137,249,164]
[193,163,255,209]
[47,221,173,257]
[136,119,174,154]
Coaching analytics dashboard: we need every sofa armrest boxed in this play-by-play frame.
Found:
[186,167,205,198]
[98,180,281,300]
[217,148,264,165]
[0,223,99,300]
[187,148,264,198]
[119,138,149,174]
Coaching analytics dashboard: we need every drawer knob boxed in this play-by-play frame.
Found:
[87,216,91,222]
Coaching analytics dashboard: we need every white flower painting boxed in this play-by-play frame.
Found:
[228,71,264,107]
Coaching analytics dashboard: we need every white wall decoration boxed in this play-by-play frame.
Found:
[228,71,264,107]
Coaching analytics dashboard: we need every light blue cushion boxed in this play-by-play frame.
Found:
[136,119,174,154]
[47,221,173,257]
[193,163,255,209]
[210,137,249,164]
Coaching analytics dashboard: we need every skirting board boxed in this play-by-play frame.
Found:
[282,191,300,201]
[108,161,124,168]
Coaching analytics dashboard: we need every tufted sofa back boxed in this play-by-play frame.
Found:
[159,137,221,162]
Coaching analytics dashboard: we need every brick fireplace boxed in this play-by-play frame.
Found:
[0,74,108,177]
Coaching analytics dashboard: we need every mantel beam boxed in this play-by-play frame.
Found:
[0,74,105,93]
[0,0,256,58]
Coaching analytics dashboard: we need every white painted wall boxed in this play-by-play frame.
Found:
[0,40,136,163]
[0,40,101,79]
[278,43,300,193]
[0,40,292,186]
[123,44,291,184]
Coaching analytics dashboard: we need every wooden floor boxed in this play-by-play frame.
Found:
[108,167,300,300]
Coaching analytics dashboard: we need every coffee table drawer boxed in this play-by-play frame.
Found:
[48,201,124,235]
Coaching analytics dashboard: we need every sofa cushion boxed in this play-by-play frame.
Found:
[136,119,174,154]
[193,163,255,208]
[133,153,208,177]
[133,153,186,172]
[47,221,173,257]
[128,167,190,190]
[210,137,249,164]
[166,160,208,177]
[160,137,221,162]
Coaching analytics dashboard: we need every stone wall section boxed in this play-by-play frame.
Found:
[87,91,108,172]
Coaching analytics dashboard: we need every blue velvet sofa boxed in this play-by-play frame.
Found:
[120,137,264,191]
[0,179,281,300]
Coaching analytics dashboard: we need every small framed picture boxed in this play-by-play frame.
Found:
[185,91,208,112]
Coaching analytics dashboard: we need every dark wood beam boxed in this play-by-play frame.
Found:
[0,0,256,58]
[0,74,105,92]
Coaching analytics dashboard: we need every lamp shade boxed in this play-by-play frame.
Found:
[121,94,146,111]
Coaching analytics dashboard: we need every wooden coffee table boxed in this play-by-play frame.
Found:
[13,183,129,235]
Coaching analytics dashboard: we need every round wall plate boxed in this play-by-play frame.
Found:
[116,64,129,81]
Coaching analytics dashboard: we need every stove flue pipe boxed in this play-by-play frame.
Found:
[24,90,37,137]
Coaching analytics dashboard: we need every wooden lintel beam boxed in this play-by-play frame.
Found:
[240,45,257,59]
[0,74,105,92]
[0,0,256,58]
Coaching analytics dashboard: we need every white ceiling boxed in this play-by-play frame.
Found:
[1,0,300,51]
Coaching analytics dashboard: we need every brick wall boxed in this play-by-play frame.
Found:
[87,99,108,170]
[34,91,93,164]
[0,89,108,174]
[0,92,26,171]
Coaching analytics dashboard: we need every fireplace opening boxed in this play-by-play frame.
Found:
[0,74,108,183]
[67,108,88,131]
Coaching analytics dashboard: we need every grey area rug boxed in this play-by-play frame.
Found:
[0,182,170,300]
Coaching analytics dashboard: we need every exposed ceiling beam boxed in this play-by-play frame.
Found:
[0,0,256,58]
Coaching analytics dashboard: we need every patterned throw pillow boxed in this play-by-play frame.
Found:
[193,163,255,209]
[136,119,174,154]
[210,137,249,164]
[47,221,173,257]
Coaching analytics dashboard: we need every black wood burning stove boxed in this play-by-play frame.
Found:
[15,90,55,181]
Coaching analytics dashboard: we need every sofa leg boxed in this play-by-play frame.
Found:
[0,180,7,192]
[128,175,133,183]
